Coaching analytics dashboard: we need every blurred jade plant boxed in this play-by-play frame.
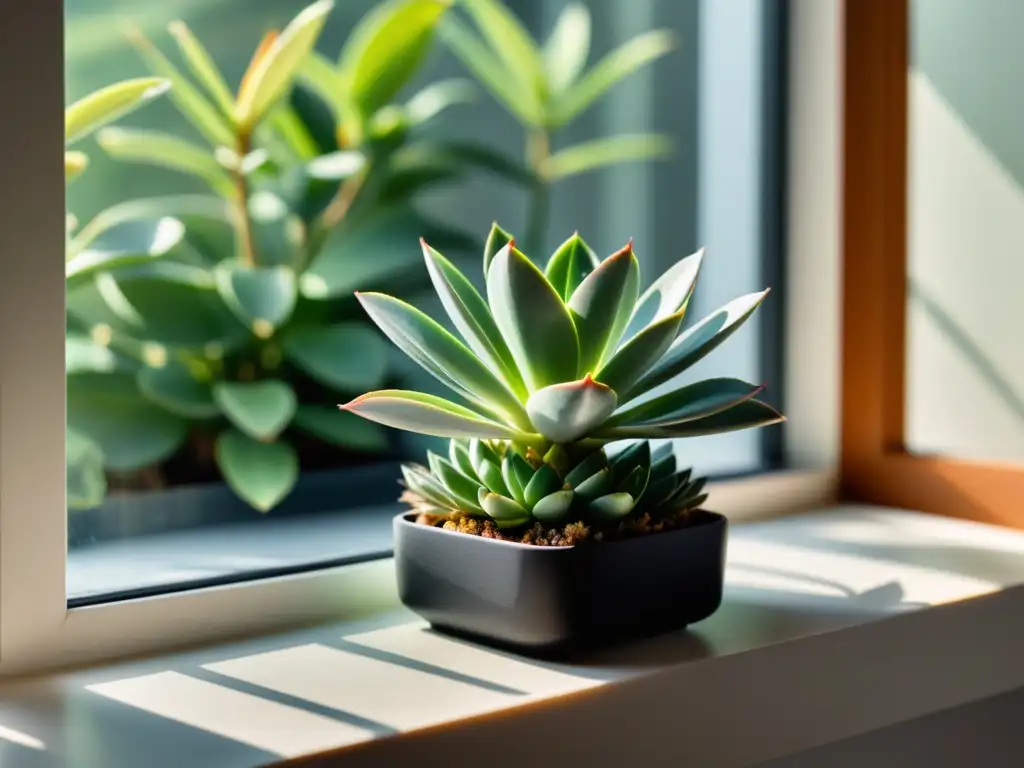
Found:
[63,0,513,512]
[439,0,676,253]
[64,76,177,509]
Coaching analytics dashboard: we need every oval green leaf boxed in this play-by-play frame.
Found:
[215,262,298,337]
[544,232,599,301]
[215,430,299,512]
[526,375,617,443]
[65,217,185,290]
[283,322,390,392]
[137,361,219,418]
[213,380,298,441]
[97,127,235,197]
[65,77,170,145]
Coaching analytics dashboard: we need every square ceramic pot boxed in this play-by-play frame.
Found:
[393,510,727,656]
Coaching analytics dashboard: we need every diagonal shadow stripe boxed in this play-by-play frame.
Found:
[326,638,528,696]
[909,279,1024,424]
[189,667,398,737]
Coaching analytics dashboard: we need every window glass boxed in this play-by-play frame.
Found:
[65,0,785,602]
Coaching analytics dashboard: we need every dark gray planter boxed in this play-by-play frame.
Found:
[393,510,727,656]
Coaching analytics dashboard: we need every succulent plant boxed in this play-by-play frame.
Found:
[343,224,784,534]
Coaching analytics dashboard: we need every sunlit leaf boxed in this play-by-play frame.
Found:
[543,1,590,93]
[609,378,764,428]
[551,29,675,125]
[97,127,235,197]
[566,241,640,374]
[437,15,542,125]
[65,77,170,145]
[235,0,334,129]
[214,380,298,441]
[622,248,703,342]
[462,0,545,102]
[306,150,366,180]
[339,0,449,116]
[487,244,579,391]
[544,232,599,300]
[482,221,513,274]
[599,399,784,439]
[215,430,299,512]
[479,491,530,528]
[405,78,475,124]
[596,310,685,396]
[126,26,236,147]
[72,195,231,251]
[356,291,530,426]
[630,290,770,397]
[540,133,672,180]
[167,20,236,116]
[298,50,346,118]
[341,389,530,440]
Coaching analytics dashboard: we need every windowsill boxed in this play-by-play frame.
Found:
[3,505,1024,767]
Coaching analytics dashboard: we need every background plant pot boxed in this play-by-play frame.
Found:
[393,510,728,656]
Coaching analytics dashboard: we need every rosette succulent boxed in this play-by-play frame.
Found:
[342,224,784,537]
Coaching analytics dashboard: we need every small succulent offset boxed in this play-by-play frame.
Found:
[342,224,784,540]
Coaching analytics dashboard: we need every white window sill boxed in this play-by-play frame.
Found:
[2,505,1023,767]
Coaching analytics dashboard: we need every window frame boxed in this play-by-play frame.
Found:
[0,0,839,676]
[839,0,1024,529]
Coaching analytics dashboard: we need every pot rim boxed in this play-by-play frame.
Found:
[394,509,726,551]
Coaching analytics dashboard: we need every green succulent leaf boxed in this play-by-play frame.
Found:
[567,241,640,373]
[429,452,484,512]
[67,427,107,510]
[213,380,298,441]
[551,29,676,125]
[477,459,510,496]
[461,0,545,97]
[66,336,134,375]
[610,378,765,428]
[543,1,591,93]
[501,454,526,506]
[342,390,530,440]
[166,21,236,116]
[405,78,476,125]
[356,291,529,426]
[215,262,297,338]
[638,472,680,509]
[479,491,531,528]
[564,449,606,487]
[291,405,388,452]
[235,0,334,129]
[137,361,219,418]
[616,464,649,500]
[283,323,389,392]
[403,463,457,507]
[437,16,542,125]
[65,218,186,290]
[531,489,574,524]
[541,133,672,181]
[588,492,635,522]
[487,244,579,392]
[340,0,449,116]
[544,232,600,301]
[596,310,685,397]
[523,463,560,508]
[609,440,651,479]
[422,239,526,398]
[526,375,617,443]
[573,466,614,501]
[482,221,514,274]
[600,399,784,439]
[126,27,236,147]
[215,430,299,512]
[671,475,708,507]
[97,127,235,197]
[65,77,170,145]
[623,248,703,342]
[67,373,188,471]
[469,436,501,472]
[448,439,477,478]
[632,289,771,395]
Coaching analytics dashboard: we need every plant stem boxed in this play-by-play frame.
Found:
[234,130,258,267]
[524,128,550,257]
[320,163,369,232]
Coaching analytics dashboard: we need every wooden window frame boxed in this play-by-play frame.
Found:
[841,0,1024,528]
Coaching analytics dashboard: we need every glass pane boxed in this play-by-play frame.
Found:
[64,0,784,602]
[906,0,1024,463]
